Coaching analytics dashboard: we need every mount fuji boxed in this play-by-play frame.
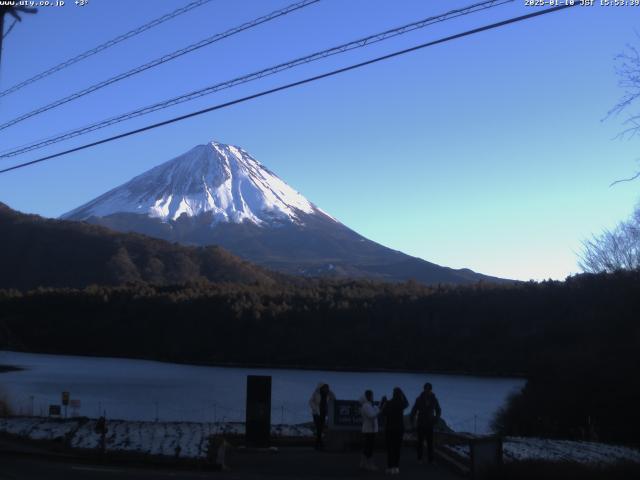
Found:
[62,141,502,284]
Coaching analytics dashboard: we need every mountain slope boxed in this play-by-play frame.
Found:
[0,203,280,290]
[63,141,505,285]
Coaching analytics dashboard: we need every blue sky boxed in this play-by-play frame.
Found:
[0,0,638,281]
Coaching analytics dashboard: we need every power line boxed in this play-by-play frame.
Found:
[0,0,513,159]
[0,4,577,176]
[0,0,320,132]
[0,0,215,98]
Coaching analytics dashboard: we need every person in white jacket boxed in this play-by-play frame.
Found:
[309,382,335,450]
[360,389,380,471]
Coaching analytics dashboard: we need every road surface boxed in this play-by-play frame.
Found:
[0,447,462,479]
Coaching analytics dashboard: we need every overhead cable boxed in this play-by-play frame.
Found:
[0,0,216,98]
[0,0,511,158]
[0,0,320,129]
[0,4,577,175]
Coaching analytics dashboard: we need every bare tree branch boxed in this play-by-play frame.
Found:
[579,206,640,273]
[606,38,640,186]
[610,170,640,187]
[607,39,640,121]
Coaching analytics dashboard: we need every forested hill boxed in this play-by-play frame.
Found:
[0,203,282,290]
[1,271,638,377]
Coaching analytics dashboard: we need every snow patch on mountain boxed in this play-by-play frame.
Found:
[62,142,329,226]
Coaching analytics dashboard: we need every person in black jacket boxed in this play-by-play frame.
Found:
[410,382,442,464]
[380,387,409,475]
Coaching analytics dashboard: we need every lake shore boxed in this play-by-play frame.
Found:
[0,349,525,379]
[0,350,524,432]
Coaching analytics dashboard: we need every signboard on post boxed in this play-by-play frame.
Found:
[329,399,362,431]
[328,399,383,430]
[61,391,70,418]
[326,399,370,451]
[69,399,81,417]
[334,400,362,427]
[49,405,61,416]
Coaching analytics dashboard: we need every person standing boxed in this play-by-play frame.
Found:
[380,387,409,475]
[359,390,379,471]
[410,382,442,464]
[309,382,334,450]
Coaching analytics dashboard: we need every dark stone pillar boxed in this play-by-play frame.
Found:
[245,375,271,447]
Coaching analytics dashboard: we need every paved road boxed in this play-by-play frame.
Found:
[0,448,462,480]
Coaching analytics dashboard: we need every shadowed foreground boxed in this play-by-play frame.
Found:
[0,447,461,480]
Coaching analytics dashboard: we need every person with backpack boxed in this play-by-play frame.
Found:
[410,382,442,464]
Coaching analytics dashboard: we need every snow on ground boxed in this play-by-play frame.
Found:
[504,437,640,464]
[3,416,638,465]
[4,416,638,464]
[445,436,640,465]
[70,420,100,450]
[0,417,79,441]
[1,417,313,459]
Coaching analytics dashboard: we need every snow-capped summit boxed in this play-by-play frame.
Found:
[62,141,327,225]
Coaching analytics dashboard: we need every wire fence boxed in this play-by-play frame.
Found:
[7,393,310,426]
[7,393,495,434]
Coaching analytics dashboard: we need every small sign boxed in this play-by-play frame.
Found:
[332,400,362,428]
[329,399,382,431]
[49,405,61,416]
[69,398,81,417]
[62,391,70,406]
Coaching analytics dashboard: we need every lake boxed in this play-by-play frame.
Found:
[0,350,525,434]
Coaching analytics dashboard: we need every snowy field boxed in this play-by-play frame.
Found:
[0,350,525,434]
[445,437,640,465]
[2,417,638,465]
[0,417,312,459]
